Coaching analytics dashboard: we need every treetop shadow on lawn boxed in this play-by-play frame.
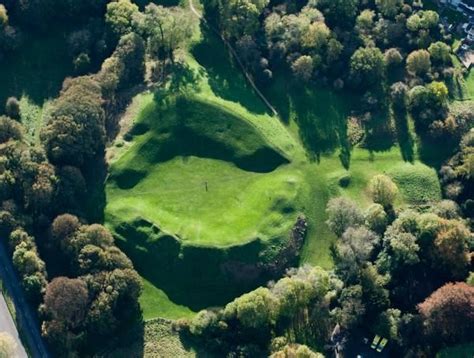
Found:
[0,31,74,111]
[259,69,356,163]
[114,219,270,311]
[417,135,457,169]
[191,26,270,116]
[166,61,202,94]
[393,107,415,162]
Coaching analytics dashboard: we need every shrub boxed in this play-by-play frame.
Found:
[189,310,219,336]
[368,174,398,208]
[338,174,351,188]
[0,116,22,143]
[326,197,364,237]
[365,204,388,233]
[291,56,314,82]
[406,49,431,76]
[5,97,20,120]
[432,200,460,219]
[73,52,91,74]
[384,48,403,67]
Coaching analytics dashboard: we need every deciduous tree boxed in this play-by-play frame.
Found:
[368,174,398,208]
[418,282,474,345]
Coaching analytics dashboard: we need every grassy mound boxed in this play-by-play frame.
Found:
[388,162,442,205]
[110,95,290,187]
[107,92,302,247]
[106,87,307,314]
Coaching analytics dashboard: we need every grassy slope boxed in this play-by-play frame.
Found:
[140,279,195,320]
[106,19,441,321]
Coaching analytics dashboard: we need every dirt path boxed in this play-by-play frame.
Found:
[188,0,279,117]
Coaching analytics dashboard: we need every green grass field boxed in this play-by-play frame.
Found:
[105,17,441,321]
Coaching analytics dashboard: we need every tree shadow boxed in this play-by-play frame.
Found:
[291,84,350,161]
[167,61,202,94]
[100,320,145,357]
[135,0,180,9]
[417,135,456,169]
[393,108,415,162]
[115,220,270,311]
[260,69,292,123]
[190,26,269,115]
[262,72,353,165]
[0,30,73,112]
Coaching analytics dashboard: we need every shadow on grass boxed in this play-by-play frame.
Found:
[115,219,269,311]
[262,71,354,164]
[393,108,415,162]
[191,26,270,116]
[0,31,73,111]
[363,108,397,153]
[167,61,202,94]
[418,135,456,169]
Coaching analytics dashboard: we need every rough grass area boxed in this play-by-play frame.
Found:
[388,162,442,205]
[102,319,213,357]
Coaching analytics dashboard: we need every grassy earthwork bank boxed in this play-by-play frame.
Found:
[105,23,442,322]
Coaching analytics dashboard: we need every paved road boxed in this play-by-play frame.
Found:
[0,293,27,357]
[0,244,50,358]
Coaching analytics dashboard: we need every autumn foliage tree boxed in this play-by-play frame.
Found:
[41,77,106,167]
[418,282,474,346]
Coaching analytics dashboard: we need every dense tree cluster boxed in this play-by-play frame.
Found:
[188,265,333,356]
[203,0,462,151]
[0,4,150,355]
[188,169,473,356]
[323,178,472,355]
[0,101,142,357]
[104,0,196,82]
[10,228,47,304]
[440,128,474,218]
[41,77,106,167]
[41,215,141,355]
[3,0,108,29]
